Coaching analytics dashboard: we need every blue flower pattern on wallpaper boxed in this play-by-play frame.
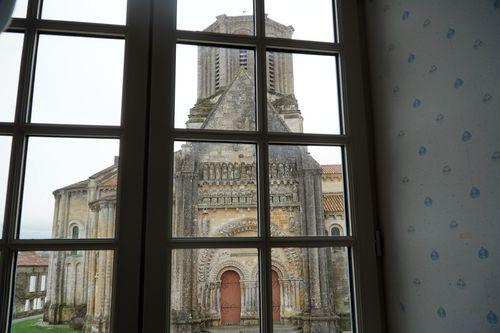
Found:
[418,146,427,156]
[446,28,456,39]
[462,131,472,142]
[482,93,493,103]
[478,247,489,259]
[442,164,451,175]
[430,249,440,260]
[399,302,407,313]
[469,186,480,198]
[407,53,416,63]
[456,278,466,289]
[437,306,447,318]
[454,78,464,88]
[473,38,484,49]
[366,0,500,331]
[487,311,498,325]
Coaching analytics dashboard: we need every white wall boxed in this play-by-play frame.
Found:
[364,1,500,332]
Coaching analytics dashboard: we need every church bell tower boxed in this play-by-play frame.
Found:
[186,14,304,132]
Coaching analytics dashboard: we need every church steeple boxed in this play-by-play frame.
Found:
[186,15,303,132]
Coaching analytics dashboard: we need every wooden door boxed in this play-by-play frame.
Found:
[272,270,281,322]
[220,270,241,325]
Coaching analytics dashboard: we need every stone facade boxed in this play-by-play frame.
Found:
[14,252,48,319]
[44,163,116,332]
[44,15,350,333]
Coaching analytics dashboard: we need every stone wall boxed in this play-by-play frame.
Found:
[14,266,47,318]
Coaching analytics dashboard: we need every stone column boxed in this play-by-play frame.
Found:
[85,203,98,318]
[240,281,246,315]
[209,283,216,315]
[215,282,221,316]
[103,202,115,318]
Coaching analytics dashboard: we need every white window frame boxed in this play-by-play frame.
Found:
[28,275,36,292]
[40,274,46,291]
[24,299,29,312]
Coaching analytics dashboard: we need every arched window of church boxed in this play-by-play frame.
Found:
[72,226,79,239]
[331,226,341,236]
[71,226,79,255]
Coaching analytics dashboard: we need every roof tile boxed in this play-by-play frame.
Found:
[321,164,342,174]
[17,252,49,266]
[323,193,344,212]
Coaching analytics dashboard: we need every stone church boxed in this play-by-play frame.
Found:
[43,15,350,333]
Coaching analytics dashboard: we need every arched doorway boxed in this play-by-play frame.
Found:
[272,270,281,322]
[220,270,241,325]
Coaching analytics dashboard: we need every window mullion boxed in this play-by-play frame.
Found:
[254,0,274,331]
[0,1,39,324]
[0,250,15,332]
[141,0,176,332]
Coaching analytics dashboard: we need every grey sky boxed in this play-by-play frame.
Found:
[20,138,120,239]
[0,136,12,234]
[32,35,124,125]
[177,0,334,42]
[3,0,342,238]
[12,0,127,24]
[0,32,23,122]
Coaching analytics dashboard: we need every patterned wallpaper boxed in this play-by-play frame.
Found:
[363,0,500,332]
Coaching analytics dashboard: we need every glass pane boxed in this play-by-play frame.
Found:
[31,35,124,125]
[265,0,335,42]
[0,32,23,122]
[271,247,352,332]
[177,0,254,35]
[19,137,120,239]
[267,52,341,134]
[42,0,127,25]
[171,248,259,331]
[173,141,258,237]
[0,136,12,235]
[12,0,28,18]
[12,250,114,332]
[175,44,256,131]
[268,145,346,237]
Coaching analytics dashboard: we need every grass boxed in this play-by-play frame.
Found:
[11,316,81,333]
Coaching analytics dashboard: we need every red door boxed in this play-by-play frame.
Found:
[220,270,241,325]
[272,270,281,322]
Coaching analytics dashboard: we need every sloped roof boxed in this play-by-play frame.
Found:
[321,164,342,174]
[100,175,118,187]
[201,68,291,133]
[18,252,49,266]
[323,193,344,212]
[54,162,118,194]
[201,69,256,131]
